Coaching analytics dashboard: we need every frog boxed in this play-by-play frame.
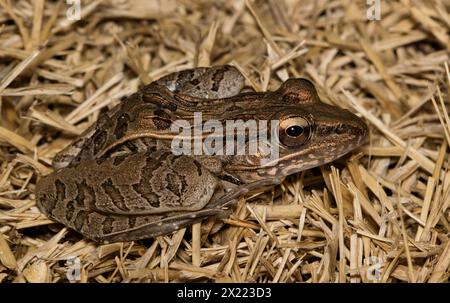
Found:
[36,65,368,243]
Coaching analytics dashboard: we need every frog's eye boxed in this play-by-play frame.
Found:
[279,117,312,147]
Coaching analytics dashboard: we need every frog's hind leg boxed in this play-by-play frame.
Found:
[36,151,231,243]
[155,65,245,99]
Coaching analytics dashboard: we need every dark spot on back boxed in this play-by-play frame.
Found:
[166,173,181,197]
[152,117,171,130]
[92,130,107,155]
[73,210,86,231]
[112,154,129,166]
[97,110,113,129]
[75,180,96,209]
[101,178,129,212]
[65,202,75,222]
[114,112,130,139]
[179,177,188,203]
[132,184,160,208]
[179,70,195,84]
[190,78,200,86]
[126,141,138,153]
[154,109,171,120]
[55,179,66,201]
[212,70,225,92]
[193,160,203,176]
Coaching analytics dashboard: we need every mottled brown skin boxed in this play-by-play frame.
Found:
[36,65,368,243]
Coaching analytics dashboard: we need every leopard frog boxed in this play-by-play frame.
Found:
[36,65,368,243]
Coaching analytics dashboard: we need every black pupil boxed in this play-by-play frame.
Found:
[286,125,304,137]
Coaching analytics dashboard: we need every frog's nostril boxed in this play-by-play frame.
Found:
[335,126,346,134]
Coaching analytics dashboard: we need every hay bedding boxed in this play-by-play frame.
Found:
[0,0,449,283]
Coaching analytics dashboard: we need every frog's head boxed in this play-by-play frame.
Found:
[226,78,368,183]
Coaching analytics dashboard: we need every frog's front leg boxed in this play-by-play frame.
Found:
[37,151,231,243]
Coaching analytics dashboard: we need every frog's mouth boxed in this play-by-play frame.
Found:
[252,129,368,178]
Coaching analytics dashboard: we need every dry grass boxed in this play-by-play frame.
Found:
[0,0,449,283]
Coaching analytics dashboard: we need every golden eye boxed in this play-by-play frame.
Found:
[279,117,312,147]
